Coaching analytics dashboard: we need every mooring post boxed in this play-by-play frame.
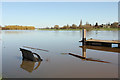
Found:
[82,46,86,58]
[82,29,86,46]
[118,44,120,48]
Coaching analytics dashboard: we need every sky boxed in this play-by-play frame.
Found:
[118,2,120,23]
[2,2,118,28]
[1,0,119,2]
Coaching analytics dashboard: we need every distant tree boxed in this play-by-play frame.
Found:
[66,24,70,29]
[51,27,54,29]
[54,25,59,29]
[62,24,70,29]
[60,27,63,29]
[99,24,103,28]
[90,24,92,26]
[62,25,67,29]
[118,22,120,28]
[45,27,49,29]
[95,22,98,27]
[0,25,1,28]
[71,24,77,29]
[82,21,92,29]
[107,22,111,26]
[111,22,118,28]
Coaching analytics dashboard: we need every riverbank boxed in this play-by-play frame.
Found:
[1,28,120,31]
[92,28,120,31]
[37,28,120,31]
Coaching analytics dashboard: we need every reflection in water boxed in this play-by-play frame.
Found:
[82,47,86,58]
[3,30,33,34]
[20,60,41,73]
[23,46,49,52]
[80,45,120,53]
[68,46,110,63]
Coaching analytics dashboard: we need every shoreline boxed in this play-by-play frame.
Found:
[1,28,120,31]
[37,28,120,31]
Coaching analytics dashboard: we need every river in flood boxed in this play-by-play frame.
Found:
[2,30,119,78]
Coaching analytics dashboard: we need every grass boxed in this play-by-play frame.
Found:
[38,28,120,31]
[91,28,120,31]
[38,28,92,31]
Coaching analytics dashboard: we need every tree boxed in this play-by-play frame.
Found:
[83,21,92,28]
[45,27,49,29]
[95,22,98,27]
[118,22,120,28]
[107,22,111,26]
[62,24,70,29]
[71,24,77,29]
[66,24,70,29]
[62,25,67,29]
[54,25,59,29]
[0,26,2,30]
[51,27,54,29]
[111,22,118,28]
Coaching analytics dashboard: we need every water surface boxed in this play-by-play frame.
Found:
[2,30,118,78]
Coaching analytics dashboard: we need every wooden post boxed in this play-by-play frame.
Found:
[118,44,120,48]
[82,46,86,58]
[82,29,86,46]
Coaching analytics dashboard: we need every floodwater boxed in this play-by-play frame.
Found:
[2,30,119,78]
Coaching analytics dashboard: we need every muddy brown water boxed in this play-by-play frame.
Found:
[2,30,119,78]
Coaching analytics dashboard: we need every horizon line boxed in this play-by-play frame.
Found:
[1,21,118,28]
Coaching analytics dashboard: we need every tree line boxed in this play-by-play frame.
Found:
[1,25,35,30]
[40,21,119,30]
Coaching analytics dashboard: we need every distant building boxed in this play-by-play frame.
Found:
[78,20,82,29]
